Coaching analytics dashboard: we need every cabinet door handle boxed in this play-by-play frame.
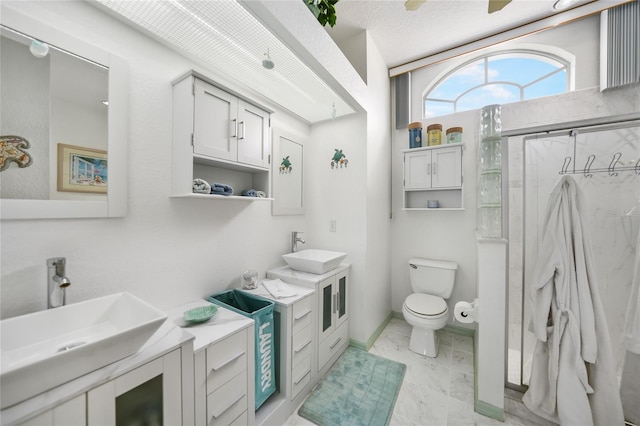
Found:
[330,337,342,349]
[427,163,431,175]
[231,118,237,138]
[433,162,437,175]
[294,309,312,321]
[211,392,245,419]
[294,339,312,354]
[210,350,245,371]
[336,291,340,313]
[333,294,337,314]
[238,121,246,140]
[294,369,311,385]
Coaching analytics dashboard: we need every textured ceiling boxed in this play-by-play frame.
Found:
[324,0,593,68]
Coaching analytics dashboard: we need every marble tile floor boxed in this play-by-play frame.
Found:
[284,318,531,426]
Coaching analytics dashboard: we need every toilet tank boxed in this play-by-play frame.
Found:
[409,258,458,298]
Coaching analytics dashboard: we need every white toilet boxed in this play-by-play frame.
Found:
[402,257,458,357]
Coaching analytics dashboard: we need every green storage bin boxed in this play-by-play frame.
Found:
[207,290,276,409]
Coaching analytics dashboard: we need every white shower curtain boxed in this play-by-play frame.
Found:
[522,175,624,425]
[620,228,640,424]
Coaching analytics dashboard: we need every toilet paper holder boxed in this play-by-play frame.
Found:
[454,299,479,323]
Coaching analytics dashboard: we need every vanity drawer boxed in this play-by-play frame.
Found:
[206,330,247,393]
[229,410,248,426]
[207,370,247,426]
[292,323,312,368]
[292,296,313,334]
[290,355,311,400]
[319,320,349,371]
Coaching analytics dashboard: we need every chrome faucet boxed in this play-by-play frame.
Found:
[291,231,305,252]
[47,257,71,309]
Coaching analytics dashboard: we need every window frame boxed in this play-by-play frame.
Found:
[422,47,574,119]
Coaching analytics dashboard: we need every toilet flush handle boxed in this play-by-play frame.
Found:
[409,264,417,269]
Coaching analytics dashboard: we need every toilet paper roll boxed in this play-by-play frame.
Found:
[454,300,478,323]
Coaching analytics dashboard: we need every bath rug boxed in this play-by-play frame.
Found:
[298,346,406,426]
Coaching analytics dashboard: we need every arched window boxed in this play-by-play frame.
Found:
[423,50,571,118]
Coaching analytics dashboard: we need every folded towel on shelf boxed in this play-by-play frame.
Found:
[261,279,298,299]
[256,191,267,198]
[241,189,257,197]
[211,183,234,196]
[192,178,211,194]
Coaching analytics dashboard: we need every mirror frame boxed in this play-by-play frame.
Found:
[0,6,128,220]
[271,128,305,216]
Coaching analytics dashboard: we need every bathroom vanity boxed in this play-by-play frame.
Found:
[165,300,256,426]
[0,320,194,426]
[267,264,350,377]
[239,281,315,426]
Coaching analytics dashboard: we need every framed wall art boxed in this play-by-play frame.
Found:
[57,143,107,193]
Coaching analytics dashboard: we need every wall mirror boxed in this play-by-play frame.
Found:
[272,128,304,215]
[0,6,128,220]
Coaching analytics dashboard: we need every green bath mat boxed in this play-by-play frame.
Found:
[298,346,406,426]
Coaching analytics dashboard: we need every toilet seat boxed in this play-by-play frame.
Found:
[404,293,447,317]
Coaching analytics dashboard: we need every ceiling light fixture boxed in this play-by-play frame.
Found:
[29,39,49,58]
[262,48,274,70]
[405,0,426,11]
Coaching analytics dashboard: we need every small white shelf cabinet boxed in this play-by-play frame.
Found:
[402,143,464,210]
[172,71,273,201]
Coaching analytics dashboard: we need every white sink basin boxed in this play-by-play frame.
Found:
[282,249,347,274]
[0,292,167,409]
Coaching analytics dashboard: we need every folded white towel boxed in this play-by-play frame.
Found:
[261,279,298,299]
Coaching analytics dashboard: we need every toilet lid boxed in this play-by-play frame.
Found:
[405,293,448,316]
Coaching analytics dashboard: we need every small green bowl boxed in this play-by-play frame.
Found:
[184,305,218,323]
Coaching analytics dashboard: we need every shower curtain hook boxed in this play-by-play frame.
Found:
[608,152,622,176]
[584,155,595,178]
[635,158,640,175]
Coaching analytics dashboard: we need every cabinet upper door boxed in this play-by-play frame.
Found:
[237,100,269,168]
[404,150,431,189]
[194,79,238,161]
[335,269,348,329]
[431,146,462,188]
[318,276,335,343]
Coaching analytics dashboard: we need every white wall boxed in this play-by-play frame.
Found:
[0,1,309,319]
[389,12,608,329]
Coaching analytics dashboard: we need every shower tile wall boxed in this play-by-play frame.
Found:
[512,125,640,384]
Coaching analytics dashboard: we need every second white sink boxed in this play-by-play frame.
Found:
[282,249,347,274]
[0,292,167,409]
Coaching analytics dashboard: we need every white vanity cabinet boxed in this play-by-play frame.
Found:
[87,349,182,425]
[171,70,272,200]
[317,268,349,371]
[238,282,315,426]
[166,300,255,426]
[5,322,194,426]
[16,395,85,426]
[403,143,464,210]
[267,264,350,376]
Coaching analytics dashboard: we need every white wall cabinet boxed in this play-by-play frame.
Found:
[193,79,270,168]
[172,71,273,200]
[402,143,464,210]
[87,349,182,426]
